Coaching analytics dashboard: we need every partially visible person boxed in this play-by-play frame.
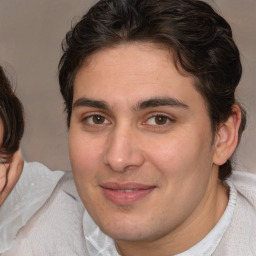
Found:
[0,66,64,254]
[0,65,24,206]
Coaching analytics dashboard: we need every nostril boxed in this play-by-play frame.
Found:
[104,154,128,172]
[103,148,145,172]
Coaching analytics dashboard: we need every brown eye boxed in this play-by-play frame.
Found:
[145,114,173,126]
[92,115,106,124]
[155,116,168,125]
[84,114,111,126]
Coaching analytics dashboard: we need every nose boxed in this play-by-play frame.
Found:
[103,125,145,172]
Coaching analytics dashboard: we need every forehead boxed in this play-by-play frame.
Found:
[73,42,206,111]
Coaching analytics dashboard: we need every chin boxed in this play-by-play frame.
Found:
[97,215,154,242]
[103,228,148,242]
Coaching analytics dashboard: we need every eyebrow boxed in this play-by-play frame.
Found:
[73,97,108,110]
[72,96,188,111]
[135,97,189,111]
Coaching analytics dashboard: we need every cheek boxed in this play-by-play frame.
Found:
[69,132,103,208]
[147,133,214,208]
[69,131,103,177]
[145,130,213,179]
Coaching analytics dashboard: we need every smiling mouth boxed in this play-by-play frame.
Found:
[116,189,137,193]
[100,183,156,205]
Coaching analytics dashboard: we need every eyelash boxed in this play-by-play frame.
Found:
[144,113,175,126]
[82,112,111,126]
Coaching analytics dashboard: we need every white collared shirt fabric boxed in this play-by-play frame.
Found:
[0,161,64,254]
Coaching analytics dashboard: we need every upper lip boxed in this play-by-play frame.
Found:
[100,182,156,190]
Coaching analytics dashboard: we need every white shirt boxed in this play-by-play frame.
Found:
[0,161,64,254]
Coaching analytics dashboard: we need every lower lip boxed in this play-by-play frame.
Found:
[102,187,155,205]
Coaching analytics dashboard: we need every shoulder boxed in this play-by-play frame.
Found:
[2,171,89,256]
[214,171,256,255]
[0,161,64,253]
[230,170,256,216]
[230,170,256,202]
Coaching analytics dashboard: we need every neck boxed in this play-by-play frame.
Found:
[116,170,229,256]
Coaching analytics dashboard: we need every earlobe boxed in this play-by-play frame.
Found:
[213,105,242,166]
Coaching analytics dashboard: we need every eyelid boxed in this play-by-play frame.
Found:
[81,111,109,119]
[143,112,175,126]
[81,111,112,125]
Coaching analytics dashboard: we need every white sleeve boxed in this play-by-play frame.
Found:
[0,161,64,253]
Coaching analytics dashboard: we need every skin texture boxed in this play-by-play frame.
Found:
[69,42,241,256]
[0,117,23,206]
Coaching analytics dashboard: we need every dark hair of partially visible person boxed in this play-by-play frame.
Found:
[0,66,24,161]
[58,0,247,180]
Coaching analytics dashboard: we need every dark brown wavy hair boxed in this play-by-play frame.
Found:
[59,0,246,180]
[0,66,24,161]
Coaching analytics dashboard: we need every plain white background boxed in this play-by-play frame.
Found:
[0,0,255,173]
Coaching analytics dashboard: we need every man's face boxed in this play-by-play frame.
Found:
[69,43,221,244]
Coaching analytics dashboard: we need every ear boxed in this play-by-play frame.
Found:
[213,104,242,166]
